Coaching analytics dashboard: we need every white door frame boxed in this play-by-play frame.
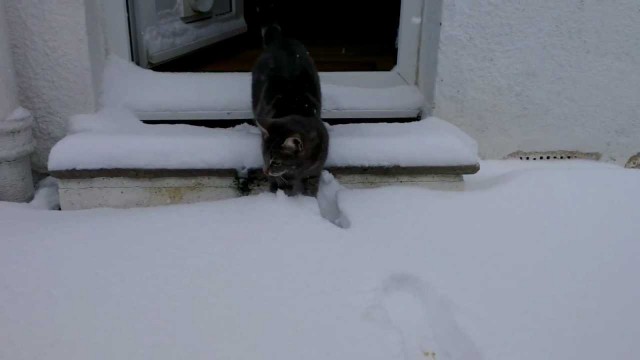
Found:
[102,0,133,61]
[396,0,425,85]
[100,0,430,119]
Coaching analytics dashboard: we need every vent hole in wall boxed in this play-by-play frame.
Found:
[508,151,601,162]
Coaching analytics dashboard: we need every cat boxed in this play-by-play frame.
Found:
[251,9,329,197]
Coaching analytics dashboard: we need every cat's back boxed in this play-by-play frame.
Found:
[254,37,317,84]
[252,29,321,117]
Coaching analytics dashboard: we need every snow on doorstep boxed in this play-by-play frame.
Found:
[102,56,424,113]
[326,118,478,167]
[47,110,478,171]
[2,161,640,360]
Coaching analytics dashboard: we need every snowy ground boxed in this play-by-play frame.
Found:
[1,161,639,360]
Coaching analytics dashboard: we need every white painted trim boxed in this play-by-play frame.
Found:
[320,71,410,88]
[101,0,132,60]
[417,0,444,115]
[396,0,425,85]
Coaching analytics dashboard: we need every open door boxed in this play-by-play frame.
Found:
[104,0,431,121]
[128,0,248,68]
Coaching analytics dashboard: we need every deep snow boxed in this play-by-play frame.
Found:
[1,161,639,360]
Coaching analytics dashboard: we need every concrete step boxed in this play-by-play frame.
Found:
[51,165,479,210]
[48,114,480,210]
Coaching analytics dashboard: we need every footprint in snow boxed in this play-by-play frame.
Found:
[365,273,483,360]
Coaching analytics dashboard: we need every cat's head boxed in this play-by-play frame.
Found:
[259,116,327,177]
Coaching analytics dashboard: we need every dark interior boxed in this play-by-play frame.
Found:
[154,0,402,72]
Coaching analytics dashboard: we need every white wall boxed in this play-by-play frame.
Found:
[85,0,107,102]
[0,0,18,119]
[433,0,640,163]
[4,0,103,172]
[4,0,640,169]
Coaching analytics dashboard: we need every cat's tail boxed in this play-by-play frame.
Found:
[256,0,282,47]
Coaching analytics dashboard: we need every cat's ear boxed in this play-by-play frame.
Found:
[282,135,303,153]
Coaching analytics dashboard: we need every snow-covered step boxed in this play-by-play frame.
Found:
[49,111,479,209]
[50,111,478,172]
[103,57,425,120]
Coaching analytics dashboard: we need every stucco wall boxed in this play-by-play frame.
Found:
[433,0,640,163]
[0,0,18,119]
[4,0,640,169]
[4,0,102,172]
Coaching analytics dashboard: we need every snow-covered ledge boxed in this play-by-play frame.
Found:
[48,109,479,209]
[103,57,425,121]
[0,107,35,202]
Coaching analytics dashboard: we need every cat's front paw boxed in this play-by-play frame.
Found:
[302,176,320,197]
[268,178,279,193]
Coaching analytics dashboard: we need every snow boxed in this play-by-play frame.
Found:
[102,56,425,113]
[48,109,478,171]
[326,118,478,167]
[102,57,250,112]
[29,176,60,210]
[3,106,30,122]
[2,161,640,360]
[317,171,351,229]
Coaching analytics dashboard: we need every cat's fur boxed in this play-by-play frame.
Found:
[251,17,329,196]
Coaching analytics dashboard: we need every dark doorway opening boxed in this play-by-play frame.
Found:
[153,0,402,72]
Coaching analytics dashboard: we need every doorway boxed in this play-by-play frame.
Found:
[103,0,430,121]
[152,0,402,73]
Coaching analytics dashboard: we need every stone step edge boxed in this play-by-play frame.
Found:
[51,164,480,180]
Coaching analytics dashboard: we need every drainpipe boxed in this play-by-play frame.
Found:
[0,0,34,202]
[0,108,34,202]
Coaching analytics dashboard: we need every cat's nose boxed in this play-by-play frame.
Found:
[263,166,269,175]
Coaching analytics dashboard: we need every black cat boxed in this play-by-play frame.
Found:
[251,16,329,196]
